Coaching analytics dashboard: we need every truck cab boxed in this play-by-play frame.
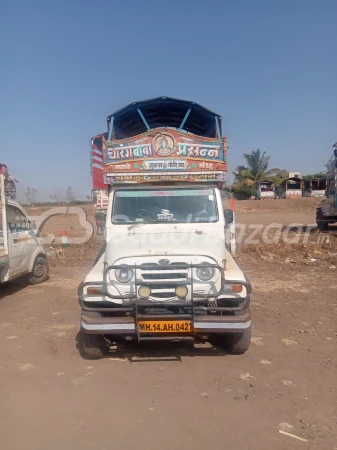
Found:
[316,144,337,230]
[0,166,49,285]
[79,97,252,358]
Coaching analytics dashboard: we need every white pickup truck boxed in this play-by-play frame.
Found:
[0,169,49,285]
[78,97,252,358]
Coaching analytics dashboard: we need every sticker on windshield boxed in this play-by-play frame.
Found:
[208,194,214,201]
[157,209,174,221]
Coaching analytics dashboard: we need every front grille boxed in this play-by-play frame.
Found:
[149,292,176,299]
[140,263,188,281]
[140,263,187,269]
[139,263,189,301]
[142,272,186,280]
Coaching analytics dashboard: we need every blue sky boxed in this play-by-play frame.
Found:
[1,0,336,200]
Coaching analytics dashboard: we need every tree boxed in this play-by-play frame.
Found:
[64,186,76,204]
[231,184,254,200]
[302,172,327,181]
[267,169,289,197]
[49,189,64,204]
[233,165,249,183]
[24,187,37,206]
[232,149,281,199]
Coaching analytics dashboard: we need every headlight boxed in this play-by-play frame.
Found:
[115,268,133,283]
[196,264,214,281]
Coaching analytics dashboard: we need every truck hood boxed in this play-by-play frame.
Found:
[105,227,225,265]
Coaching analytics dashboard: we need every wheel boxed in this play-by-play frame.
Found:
[226,326,251,354]
[28,256,49,285]
[316,209,329,231]
[210,319,251,354]
[80,332,108,359]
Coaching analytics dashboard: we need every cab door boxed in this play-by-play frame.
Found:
[6,204,36,278]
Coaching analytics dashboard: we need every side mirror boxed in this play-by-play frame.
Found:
[224,208,234,225]
[31,222,37,231]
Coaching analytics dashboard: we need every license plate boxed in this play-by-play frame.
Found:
[138,320,193,333]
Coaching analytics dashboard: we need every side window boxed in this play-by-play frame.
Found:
[6,205,30,233]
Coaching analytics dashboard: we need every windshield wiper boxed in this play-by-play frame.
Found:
[128,221,149,231]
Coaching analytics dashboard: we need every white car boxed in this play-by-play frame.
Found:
[0,200,49,285]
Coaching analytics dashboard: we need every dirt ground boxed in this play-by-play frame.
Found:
[1,199,336,450]
[235,197,322,226]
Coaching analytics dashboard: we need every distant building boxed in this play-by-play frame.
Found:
[289,171,301,179]
[281,176,302,199]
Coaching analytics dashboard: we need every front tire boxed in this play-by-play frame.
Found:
[80,333,108,359]
[316,209,329,231]
[225,326,251,354]
[28,256,49,285]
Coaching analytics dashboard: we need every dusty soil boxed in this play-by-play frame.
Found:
[234,197,322,213]
[235,198,322,226]
[1,199,336,450]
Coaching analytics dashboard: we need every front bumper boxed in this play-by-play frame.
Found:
[81,311,251,335]
[78,262,252,339]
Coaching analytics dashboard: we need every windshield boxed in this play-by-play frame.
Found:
[112,189,218,224]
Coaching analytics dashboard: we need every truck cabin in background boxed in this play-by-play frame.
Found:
[327,143,337,196]
[258,180,275,200]
[303,178,327,197]
[316,143,337,230]
[281,177,303,199]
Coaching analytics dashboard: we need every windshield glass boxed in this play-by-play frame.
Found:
[112,189,218,224]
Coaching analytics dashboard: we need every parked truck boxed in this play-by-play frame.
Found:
[91,133,109,233]
[92,189,108,235]
[316,143,337,230]
[78,97,252,359]
[0,164,49,284]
